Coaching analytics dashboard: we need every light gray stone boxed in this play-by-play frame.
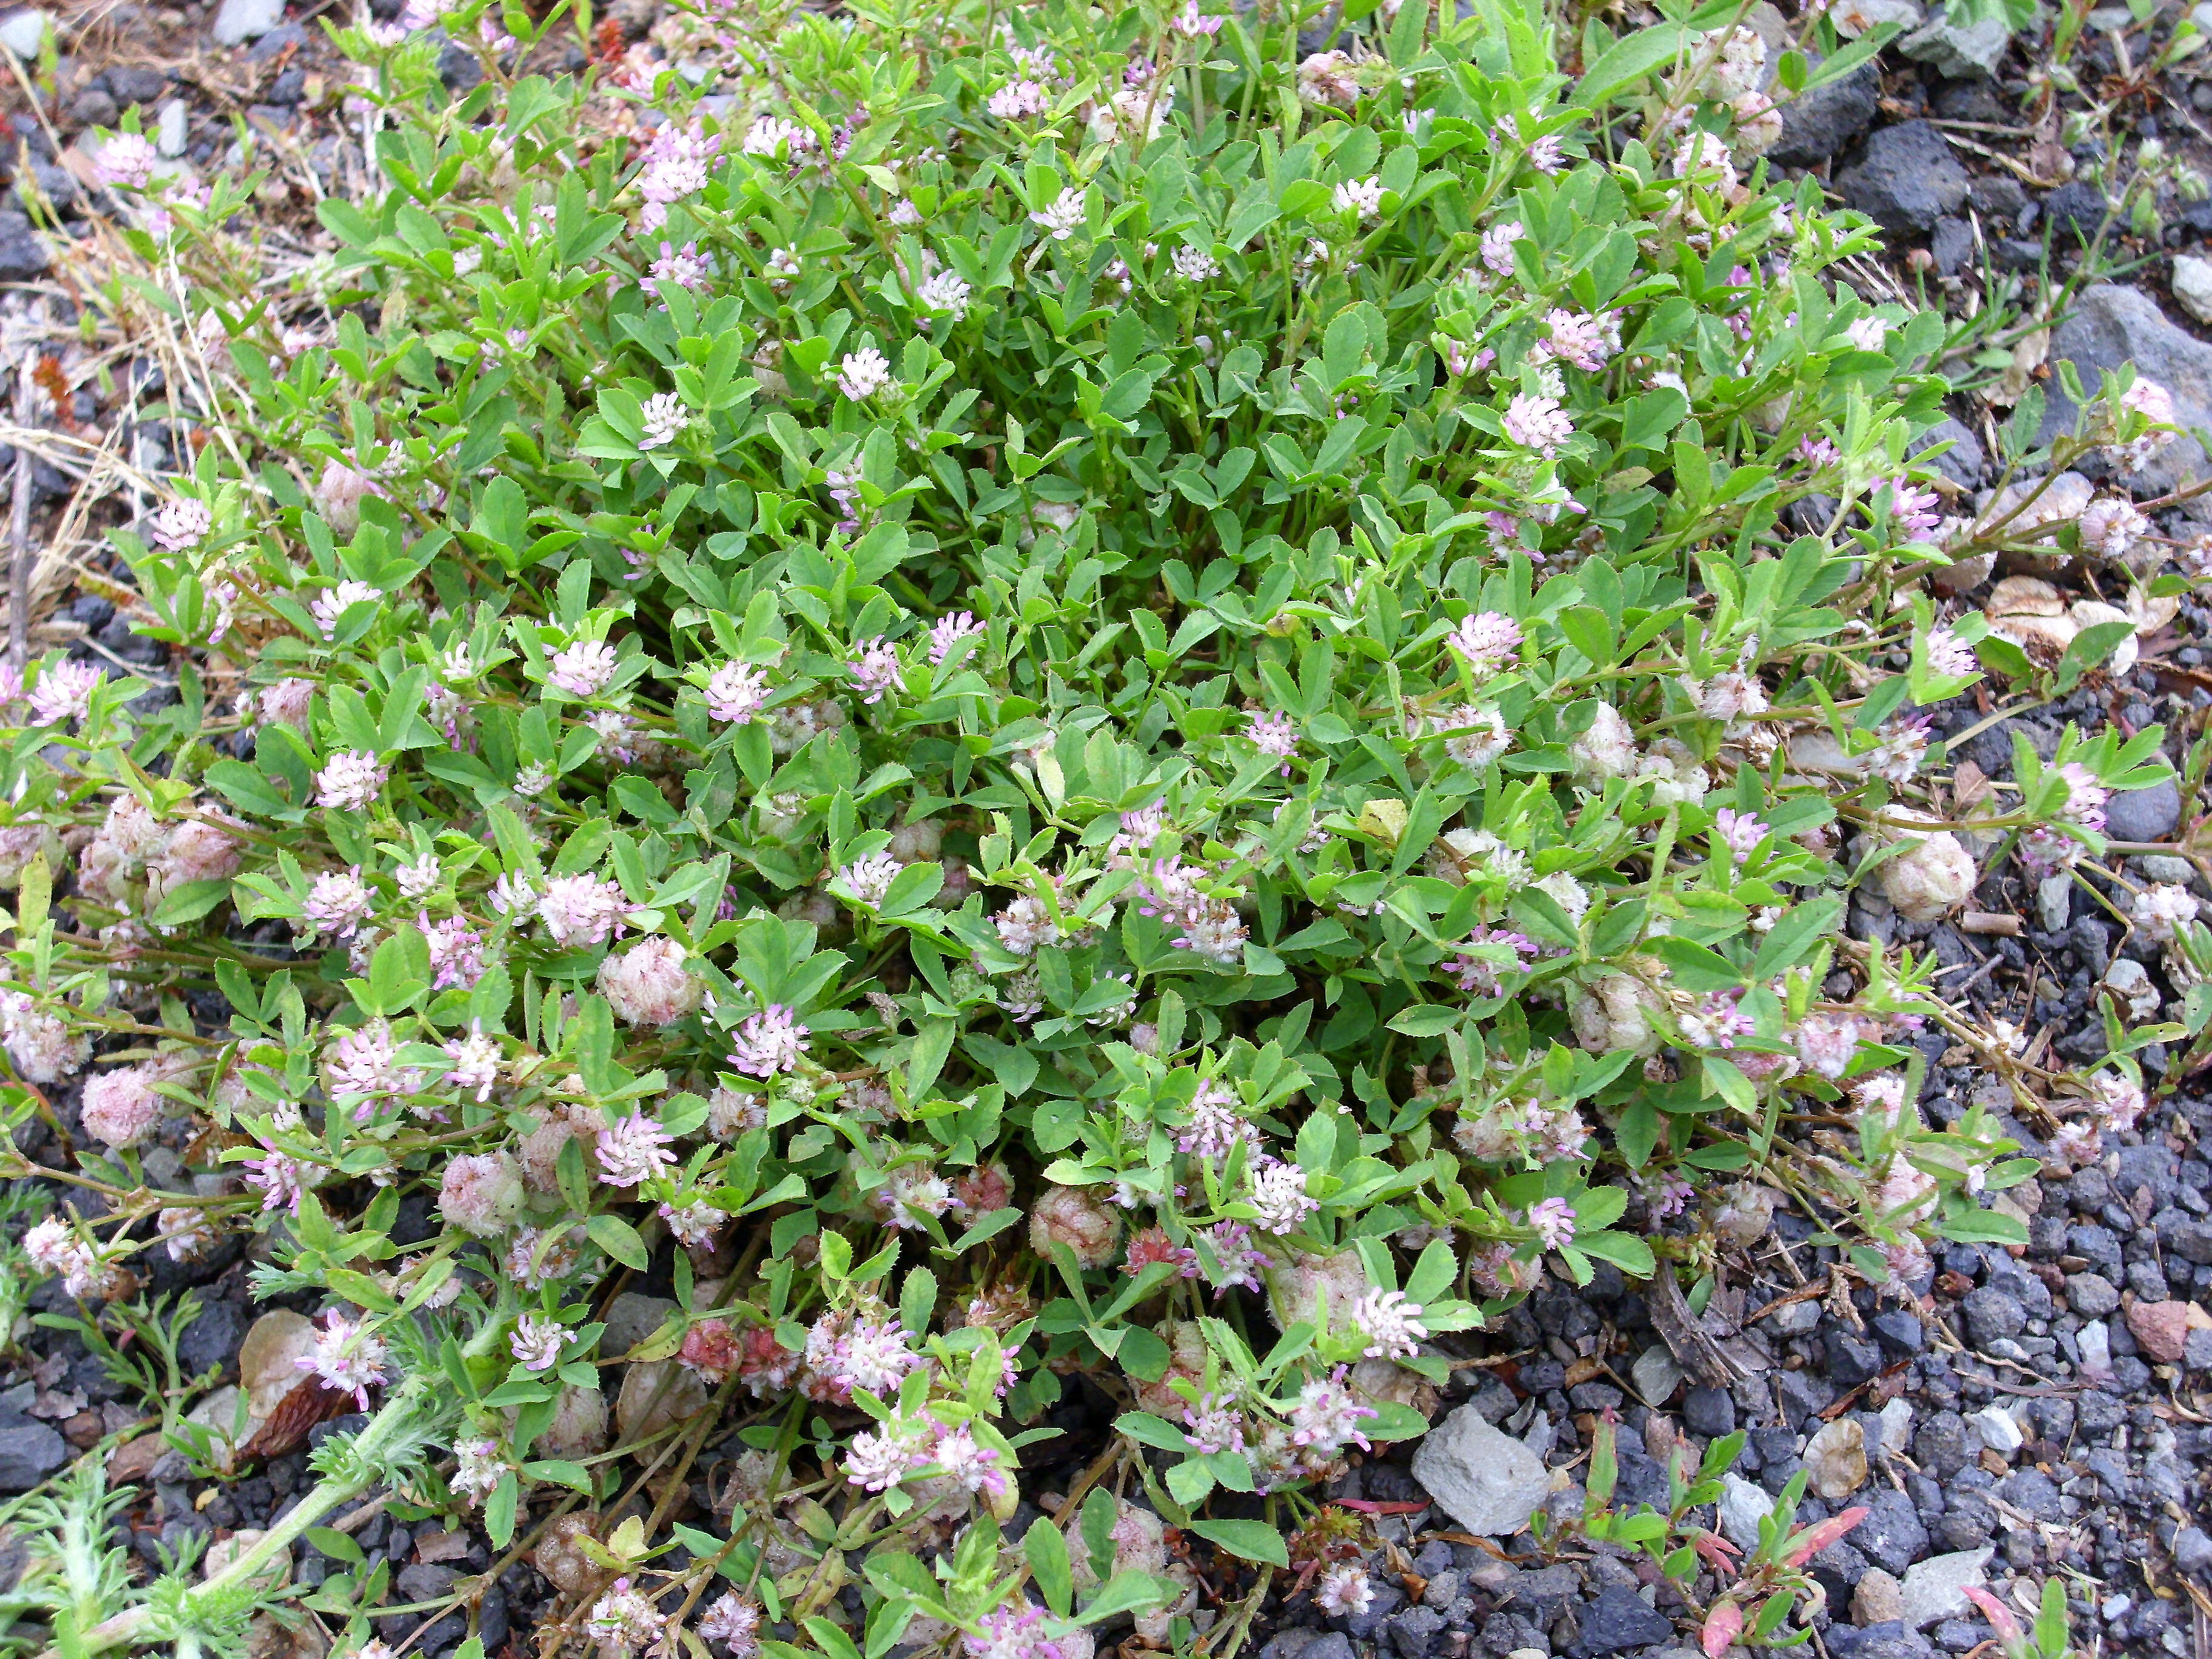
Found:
[1969,1403,2025,1457]
[1900,1547,1994,1628]
[2037,873,2071,932]
[2175,255,2212,327]
[601,1291,679,1355]
[1632,1347,1684,1407]
[1718,1472,1774,1550]
[1899,4,2010,75]
[212,0,283,44]
[155,97,187,158]
[0,9,48,55]
[1410,1404,1553,1537]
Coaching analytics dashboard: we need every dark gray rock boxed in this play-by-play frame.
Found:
[2108,780,2184,842]
[1855,1490,1932,1577]
[246,19,308,57]
[0,211,47,281]
[1827,1624,1937,1659]
[2065,1272,2120,1318]
[1872,1311,1925,1356]
[1840,121,1972,233]
[69,86,118,127]
[0,1419,67,1490]
[395,1563,458,1603]
[1681,1384,1735,1438]
[1577,1585,1672,1653]
[1297,1635,1354,1659]
[2043,179,2112,243]
[1828,1329,1885,1389]
[2174,1525,2212,1578]
[1912,420,1984,489]
[437,39,483,91]
[1771,60,1880,167]
[1387,1607,1445,1658]
[1998,1469,2063,1522]
[2039,287,2212,518]
[1960,1286,2026,1347]
[1915,1412,1971,1476]
[178,1299,246,1378]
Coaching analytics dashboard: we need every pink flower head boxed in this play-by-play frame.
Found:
[1182,1390,1247,1455]
[1527,1195,1578,1250]
[297,1310,389,1409]
[1246,709,1299,773]
[1501,392,1573,457]
[1711,807,1768,862]
[727,1004,809,1077]
[423,913,484,988]
[511,1312,567,1372]
[1125,1226,1201,1278]
[848,637,904,703]
[595,1110,676,1188]
[1877,477,1942,539]
[548,638,618,699]
[705,660,769,724]
[28,659,101,726]
[929,611,985,666]
[1445,610,1523,675]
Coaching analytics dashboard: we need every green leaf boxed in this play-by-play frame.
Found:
[305,1527,366,1566]
[1115,1411,1188,1452]
[586,1213,649,1270]
[1027,1517,1074,1615]
[1578,1230,1657,1276]
[486,1472,518,1548]
[1187,1519,1290,1567]
[1573,23,1689,106]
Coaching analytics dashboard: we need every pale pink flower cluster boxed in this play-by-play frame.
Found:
[304,866,374,937]
[1248,1159,1318,1234]
[311,578,381,640]
[637,121,720,229]
[1444,610,1523,675]
[839,853,902,908]
[930,611,985,665]
[443,1024,501,1100]
[1478,219,1524,276]
[1526,1195,1578,1250]
[1350,1287,1427,1358]
[25,1218,118,1298]
[742,115,815,158]
[1534,309,1617,372]
[848,637,905,703]
[700,1591,763,1657]
[1316,1565,1373,1616]
[838,346,894,401]
[847,1409,1010,1496]
[548,638,619,698]
[1179,1081,1261,1164]
[727,1004,809,1076]
[451,1437,508,1505]
[424,914,484,989]
[2111,378,2177,472]
[586,1578,665,1655]
[28,659,101,725]
[1333,176,1384,221]
[705,660,769,723]
[1501,392,1573,457]
[595,1110,677,1187]
[151,497,213,551]
[648,240,711,293]
[804,1310,917,1402]
[80,1066,163,1148]
[315,749,388,813]
[638,392,689,450]
[511,1312,568,1372]
[537,873,631,947]
[598,936,705,1026]
[297,1311,389,1409]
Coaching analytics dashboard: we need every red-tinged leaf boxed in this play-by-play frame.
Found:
[1782,1504,1868,1567]
[1691,1529,1740,1571]
[1700,1600,1744,1659]
[1962,1586,2022,1643]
